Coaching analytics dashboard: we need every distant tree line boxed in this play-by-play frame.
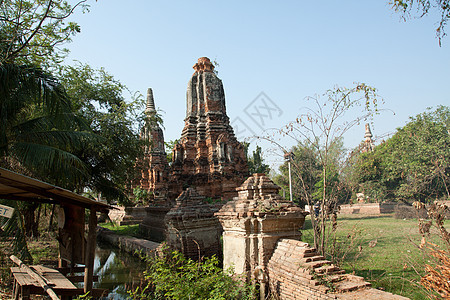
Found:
[274,106,449,207]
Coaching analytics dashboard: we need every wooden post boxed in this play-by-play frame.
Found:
[84,208,97,293]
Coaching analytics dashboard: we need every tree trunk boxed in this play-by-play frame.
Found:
[48,204,56,232]
[21,202,39,238]
[35,204,41,233]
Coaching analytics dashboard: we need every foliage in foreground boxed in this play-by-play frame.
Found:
[414,201,450,299]
[268,83,381,255]
[390,0,450,45]
[129,249,255,300]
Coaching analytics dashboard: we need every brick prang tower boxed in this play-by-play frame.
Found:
[169,57,248,200]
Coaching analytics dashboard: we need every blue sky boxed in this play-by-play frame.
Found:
[65,0,449,168]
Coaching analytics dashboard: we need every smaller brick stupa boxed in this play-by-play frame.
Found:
[361,123,375,153]
[138,88,169,199]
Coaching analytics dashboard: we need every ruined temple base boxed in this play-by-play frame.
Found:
[139,204,173,242]
[339,203,396,215]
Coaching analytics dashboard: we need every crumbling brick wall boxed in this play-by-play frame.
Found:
[267,239,409,300]
[165,188,222,259]
[339,203,396,215]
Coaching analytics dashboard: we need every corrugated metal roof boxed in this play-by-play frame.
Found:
[0,167,112,212]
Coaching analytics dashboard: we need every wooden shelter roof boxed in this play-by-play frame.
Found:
[0,167,112,212]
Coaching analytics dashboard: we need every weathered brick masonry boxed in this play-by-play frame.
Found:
[267,238,409,299]
[165,188,222,259]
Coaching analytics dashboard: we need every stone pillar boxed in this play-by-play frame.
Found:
[215,174,305,280]
[165,188,222,259]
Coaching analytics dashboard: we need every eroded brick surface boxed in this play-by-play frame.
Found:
[168,57,248,200]
[136,58,248,201]
[267,239,409,300]
[165,188,222,259]
[215,174,306,279]
[137,88,170,199]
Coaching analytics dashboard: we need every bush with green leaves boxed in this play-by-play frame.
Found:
[129,249,256,300]
[353,106,450,203]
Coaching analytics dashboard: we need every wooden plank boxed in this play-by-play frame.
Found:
[10,256,60,300]
[32,265,77,290]
[21,285,30,300]
[10,267,39,287]
[84,209,97,293]
[31,265,56,286]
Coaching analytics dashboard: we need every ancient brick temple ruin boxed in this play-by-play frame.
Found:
[137,57,248,201]
[215,173,305,279]
[138,88,169,200]
[169,57,248,200]
[361,123,375,153]
[164,188,222,260]
[216,174,408,300]
[138,57,248,241]
[131,59,408,299]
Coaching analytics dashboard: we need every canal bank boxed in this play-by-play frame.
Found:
[96,227,161,257]
[93,227,162,299]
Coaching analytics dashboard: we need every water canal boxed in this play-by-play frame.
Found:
[89,242,147,299]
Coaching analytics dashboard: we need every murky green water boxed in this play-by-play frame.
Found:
[92,242,147,299]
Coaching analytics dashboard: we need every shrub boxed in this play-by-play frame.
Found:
[414,201,450,299]
[129,248,256,300]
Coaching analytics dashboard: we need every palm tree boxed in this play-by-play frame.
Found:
[0,63,96,242]
[0,62,99,183]
[0,200,32,262]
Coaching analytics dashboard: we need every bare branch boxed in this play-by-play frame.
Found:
[8,0,54,60]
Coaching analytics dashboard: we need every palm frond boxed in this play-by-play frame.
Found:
[13,112,92,132]
[0,63,73,156]
[0,200,32,263]
[10,142,88,186]
[14,129,101,152]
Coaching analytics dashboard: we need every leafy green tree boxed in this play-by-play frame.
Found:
[129,249,255,300]
[0,0,87,66]
[273,142,321,205]
[0,65,89,178]
[0,1,92,183]
[350,149,387,202]
[58,63,147,203]
[0,64,94,238]
[1,0,145,242]
[354,106,450,203]
[1,1,95,235]
[243,143,270,175]
[274,138,351,206]
[132,187,152,206]
[165,139,179,165]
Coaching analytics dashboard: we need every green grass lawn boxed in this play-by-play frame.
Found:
[99,222,141,237]
[99,216,449,299]
[301,214,449,299]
